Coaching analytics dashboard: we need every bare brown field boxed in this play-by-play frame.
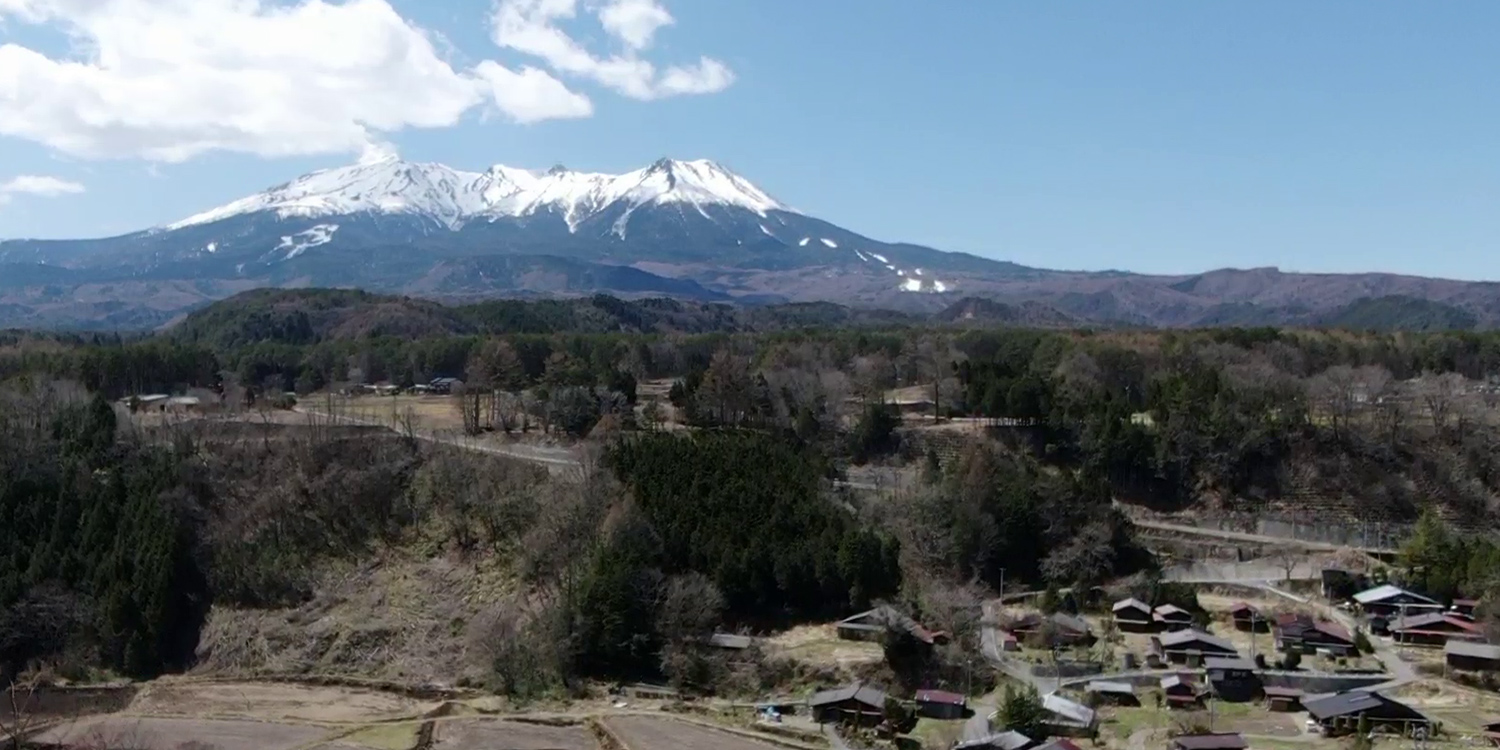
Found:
[127,680,426,724]
[763,624,883,668]
[431,718,598,749]
[603,715,787,750]
[33,716,329,750]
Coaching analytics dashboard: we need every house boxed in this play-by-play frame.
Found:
[1453,599,1479,619]
[915,689,967,720]
[1228,602,1268,632]
[1032,740,1082,750]
[808,683,887,726]
[428,377,463,395]
[1151,629,1239,665]
[1390,611,1483,646]
[1085,680,1140,707]
[1160,675,1201,709]
[1041,693,1098,735]
[1169,733,1248,750]
[1445,640,1500,672]
[1303,690,1433,736]
[1353,585,1440,617]
[708,633,753,651]
[1008,612,1093,647]
[956,731,1034,750]
[836,606,948,645]
[1112,598,1155,631]
[1264,686,1304,712]
[1483,719,1500,747]
[1154,604,1195,631]
[1204,657,1259,701]
[1274,614,1356,656]
[998,630,1020,652]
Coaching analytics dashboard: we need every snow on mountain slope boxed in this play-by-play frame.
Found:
[168,156,794,234]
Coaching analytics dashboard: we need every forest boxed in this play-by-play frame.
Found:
[8,291,1500,691]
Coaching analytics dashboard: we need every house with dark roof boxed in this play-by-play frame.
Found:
[1161,675,1201,709]
[1390,611,1483,646]
[1085,680,1139,707]
[1228,602,1268,632]
[1264,686,1304,712]
[808,683,888,726]
[836,606,948,646]
[915,689,967,719]
[1112,598,1155,632]
[1169,733,1248,750]
[1041,693,1098,735]
[1154,604,1195,631]
[956,730,1035,750]
[1453,599,1479,619]
[1151,629,1238,665]
[1303,690,1433,736]
[1353,585,1440,617]
[1274,614,1356,656]
[1204,656,1259,701]
[1445,640,1500,672]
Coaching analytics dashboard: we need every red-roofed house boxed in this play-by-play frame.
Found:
[916,689,968,719]
[1391,611,1483,646]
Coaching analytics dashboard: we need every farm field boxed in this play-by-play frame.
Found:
[431,719,598,750]
[602,714,788,750]
[32,716,328,750]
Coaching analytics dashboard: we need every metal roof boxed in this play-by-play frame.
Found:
[808,682,887,709]
[1157,629,1237,653]
[1203,656,1256,671]
[1170,733,1248,750]
[1112,598,1151,613]
[1353,584,1436,606]
[1043,693,1096,726]
[956,730,1034,750]
[709,633,753,650]
[1303,691,1383,720]
[916,689,967,706]
[1445,640,1500,660]
[1086,681,1136,695]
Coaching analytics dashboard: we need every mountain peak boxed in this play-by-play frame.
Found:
[164,156,795,232]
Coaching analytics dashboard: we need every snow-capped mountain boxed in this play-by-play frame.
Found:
[0,156,1039,328]
[167,156,790,236]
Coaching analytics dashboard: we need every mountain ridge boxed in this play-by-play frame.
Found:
[3,155,1500,331]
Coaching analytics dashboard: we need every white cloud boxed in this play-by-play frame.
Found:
[598,0,673,50]
[492,0,735,101]
[0,174,85,204]
[0,0,594,162]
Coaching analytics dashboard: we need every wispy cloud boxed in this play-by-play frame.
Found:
[492,0,735,101]
[0,174,86,204]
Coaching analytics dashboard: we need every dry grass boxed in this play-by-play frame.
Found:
[127,680,426,724]
[32,716,329,750]
[603,715,790,750]
[762,625,884,669]
[194,548,519,685]
[431,718,597,750]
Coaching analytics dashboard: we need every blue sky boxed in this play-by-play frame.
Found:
[2,1,1498,280]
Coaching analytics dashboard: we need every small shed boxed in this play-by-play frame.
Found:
[1264,686,1305,712]
[708,633,753,651]
[1112,598,1155,631]
[1445,640,1500,673]
[915,689,967,720]
[1154,604,1195,630]
[1085,680,1140,707]
[956,730,1034,750]
[808,683,887,727]
[1161,675,1200,709]
[1205,656,1258,701]
[1042,693,1098,736]
[1482,719,1500,747]
[1228,602,1267,632]
[1169,733,1248,750]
